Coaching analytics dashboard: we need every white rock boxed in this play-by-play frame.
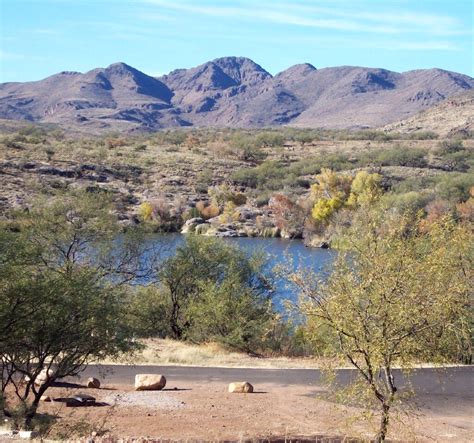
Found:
[25,368,54,386]
[181,217,205,233]
[228,381,254,393]
[135,374,166,391]
[19,430,37,439]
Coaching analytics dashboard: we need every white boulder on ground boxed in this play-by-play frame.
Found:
[25,368,54,386]
[228,381,254,393]
[135,374,167,391]
[87,377,101,389]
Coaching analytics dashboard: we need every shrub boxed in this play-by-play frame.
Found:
[347,171,383,207]
[195,169,213,194]
[127,286,170,337]
[407,131,438,140]
[138,201,153,221]
[208,184,247,208]
[381,191,433,214]
[254,131,285,148]
[437,139,464,155]
[435,173,474,202]
[152,236,276,352]
[230,134,267,162]
[231,168,259,188]
[196,201,220,219]
[374,146,428,168]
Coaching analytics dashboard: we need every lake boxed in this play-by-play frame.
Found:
[144,234,337,312]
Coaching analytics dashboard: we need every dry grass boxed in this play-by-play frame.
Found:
[103,338,323,369]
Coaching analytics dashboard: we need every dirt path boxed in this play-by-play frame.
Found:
[35,366,473,441]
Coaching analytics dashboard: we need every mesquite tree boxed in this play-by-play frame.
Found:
[291,213,471,442]
[0,192,157,429]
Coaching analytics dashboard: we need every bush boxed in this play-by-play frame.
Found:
[195,169,213,194]
[142,236,277,352]
[437,139,464,155]
[127,286,170,337]
[254,131,285,148]
[407,131,438,140]
[381,191,433,214]
[373,146,428,168]
[196,201,220,219]
[230,134,267,162]
[435,173,474,202]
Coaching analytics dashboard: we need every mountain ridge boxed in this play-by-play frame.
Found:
[1,56,472,133]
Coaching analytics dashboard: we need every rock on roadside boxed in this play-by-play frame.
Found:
[87,377,101,389]
[25,368,54,386]
[228,381,254,393]
[135,374,167,391]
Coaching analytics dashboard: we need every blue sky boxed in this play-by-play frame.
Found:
[0,0,472,82]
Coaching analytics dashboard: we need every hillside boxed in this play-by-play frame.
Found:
[384,90,474,138]
[1,57,472,133]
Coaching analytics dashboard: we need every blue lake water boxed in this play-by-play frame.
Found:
[143,234,337,312]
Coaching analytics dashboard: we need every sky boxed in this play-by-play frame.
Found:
[0,0,472,82]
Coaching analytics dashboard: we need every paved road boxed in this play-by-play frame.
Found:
[76,365,474,398]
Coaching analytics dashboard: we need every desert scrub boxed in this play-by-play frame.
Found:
[128,236,281,354]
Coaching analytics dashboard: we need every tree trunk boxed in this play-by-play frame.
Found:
[23,383,49,430]
[375,403,390,442]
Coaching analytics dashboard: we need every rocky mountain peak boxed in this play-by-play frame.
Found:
[0,57,472,132]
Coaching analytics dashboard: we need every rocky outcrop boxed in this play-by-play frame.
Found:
[181,217,205,234]
[181,207,282,238]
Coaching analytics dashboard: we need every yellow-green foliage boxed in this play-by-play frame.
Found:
[347,171,382,207]
[138,201,153,221]
[310,169,352,222]
[219,201,239,223]
[311,170,383,222]
[311,168,353,200]
[293,213,472,440]
[311,197,344,222]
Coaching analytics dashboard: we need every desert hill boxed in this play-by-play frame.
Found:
[384,90,474,138]
[1,57,472,132]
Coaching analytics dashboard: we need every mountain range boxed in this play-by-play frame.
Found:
[1,56,473,133]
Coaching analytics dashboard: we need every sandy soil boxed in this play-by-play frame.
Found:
[33,377,473,442]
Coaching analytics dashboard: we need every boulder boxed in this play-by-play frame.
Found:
[40,395,52,402]
[86,377,101,389]
[26,368,54,386]
[181,217,205,234]
[228,381,254,393]
[135,374,167,391]
[216,230,239,237]
[236,207,263,221]
[194,222,211,235]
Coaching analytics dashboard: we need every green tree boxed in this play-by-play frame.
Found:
[0,192,151,429]
[291,213,472,442]
[145,236,275,352]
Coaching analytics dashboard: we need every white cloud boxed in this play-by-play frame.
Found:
[139,0,471,37]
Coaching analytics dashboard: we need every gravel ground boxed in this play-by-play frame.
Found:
[101,391,185,409]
